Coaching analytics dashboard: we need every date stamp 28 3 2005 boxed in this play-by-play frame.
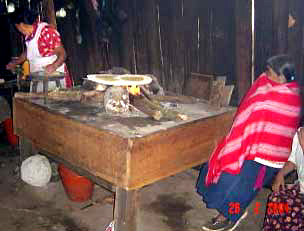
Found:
[228,202,290,215]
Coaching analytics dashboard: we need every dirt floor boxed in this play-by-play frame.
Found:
[0,135,275,231]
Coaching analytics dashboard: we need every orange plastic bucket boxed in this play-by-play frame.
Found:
[3,118,18,146]
[58,164,94,202]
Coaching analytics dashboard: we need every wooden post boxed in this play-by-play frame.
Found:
[120,0,136,73]
[272,0,289,54]
[235,0,252,103]
[145,0,162,83]
[80,0,103,72]
[42,0,57,28]
[288,0,304,79]
[114,187,139,231]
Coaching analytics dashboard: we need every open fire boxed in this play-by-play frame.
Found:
[127,85,141,96]
[90,74,187,121]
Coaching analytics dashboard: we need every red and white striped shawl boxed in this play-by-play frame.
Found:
[205,74,301,186]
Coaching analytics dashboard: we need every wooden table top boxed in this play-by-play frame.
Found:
[14,96,235,138]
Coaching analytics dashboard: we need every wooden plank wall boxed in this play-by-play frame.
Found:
[119,0,236,95]
[55,0,303,102]
[56,0,236,96]
[255,0,304,80]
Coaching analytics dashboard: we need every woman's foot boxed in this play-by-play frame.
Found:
[202,210,248,231]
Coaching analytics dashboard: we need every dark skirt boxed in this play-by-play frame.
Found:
[196,160,279,222]
[263,183,304,231]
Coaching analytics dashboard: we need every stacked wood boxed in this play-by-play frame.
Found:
[14,90,105,103]
[184,73,213,100]
[185,72,234,107]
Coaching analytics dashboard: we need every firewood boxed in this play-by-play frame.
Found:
[14,92,82,101]
[208,79,226,108]
[151,95,200,104]
[132,95,162,120]
[80,90,105,102]
[132,95,188,121]
[220,85,234,107]
[14,90,105,103]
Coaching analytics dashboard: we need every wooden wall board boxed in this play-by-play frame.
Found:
[235,0,252,102]
[183,0,200,77]
[272,0,289,54]
[254,0,273,79]
[288,0,304,79]
[131,0,150,74]
[42,0,57,28]
[143,0,163,83]
[184,73,213,100]
[120,0,136,74]
[197,0,214,75]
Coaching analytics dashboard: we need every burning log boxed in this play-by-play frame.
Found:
[131,89,188,121]
[132,95,162,120]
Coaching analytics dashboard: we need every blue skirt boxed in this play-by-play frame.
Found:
[196,160,279,222]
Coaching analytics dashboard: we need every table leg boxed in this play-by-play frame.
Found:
[114,187,139,231]
[32,81,38,93]
[43,79,48,104]
[19,136,37,164]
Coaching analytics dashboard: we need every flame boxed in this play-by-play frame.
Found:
[127,85,140,96]
[96,84,106,91]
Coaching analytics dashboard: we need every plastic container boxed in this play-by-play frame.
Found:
[58,164,94,202]
[3,118,18,146]
[22,60,30,79]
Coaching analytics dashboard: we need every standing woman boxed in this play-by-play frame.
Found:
[6,8,73,91]
[196,55,304,231]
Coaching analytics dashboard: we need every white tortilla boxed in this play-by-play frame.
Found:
[87,74,152,86]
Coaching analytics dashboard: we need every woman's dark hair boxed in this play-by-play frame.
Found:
[267,54,304,126]
[266,54,295,82]
[9,8,38,25]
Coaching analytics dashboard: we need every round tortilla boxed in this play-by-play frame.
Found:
[87,74,152,86]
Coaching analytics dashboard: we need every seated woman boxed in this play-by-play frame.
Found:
[263,128,304,231]
[196,55,304,231]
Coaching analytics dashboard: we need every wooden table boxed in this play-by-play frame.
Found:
[13,94,235,231]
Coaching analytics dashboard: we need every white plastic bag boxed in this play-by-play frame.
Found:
[105,221,115,231]
[21,154,52,187]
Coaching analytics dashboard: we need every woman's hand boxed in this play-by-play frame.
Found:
[6,60,18,71]
[6,52,27,71]
[44,46,66,74]
[272,172,285,193]
[44,63,57,74]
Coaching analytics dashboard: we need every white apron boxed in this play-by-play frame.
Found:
[26,22,66,92]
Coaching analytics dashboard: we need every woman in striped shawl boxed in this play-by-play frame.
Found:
[197,55,304,231]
